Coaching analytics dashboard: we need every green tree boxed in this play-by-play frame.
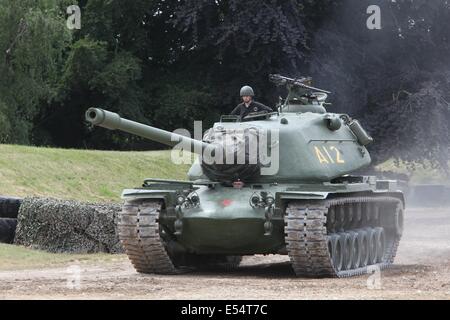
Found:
[49,37,147,148]
[0,0,71,144]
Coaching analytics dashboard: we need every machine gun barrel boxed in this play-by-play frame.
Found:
[85,108,215,155]
[269,74,331,94]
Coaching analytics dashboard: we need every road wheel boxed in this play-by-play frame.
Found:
[357,230,369,267]
[330,234,343,272]
[348,231,361,269]
[367,228,378,265]
[339,233,353,271]
[374,227,386,262]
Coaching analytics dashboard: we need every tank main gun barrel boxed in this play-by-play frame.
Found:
[269,74,331,94]
[85,108,213,155]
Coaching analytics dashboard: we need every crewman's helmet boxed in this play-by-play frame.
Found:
[240,86,255,97]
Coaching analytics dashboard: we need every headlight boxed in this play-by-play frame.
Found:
[266,196,275,205]
[176,195,186,205]
[251,195,260,205]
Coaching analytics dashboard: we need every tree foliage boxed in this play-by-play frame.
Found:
[0,0,71,143]
[0,0,449,169]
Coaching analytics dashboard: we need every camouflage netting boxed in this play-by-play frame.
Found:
[201,127,265,183]
[14,197,123,254]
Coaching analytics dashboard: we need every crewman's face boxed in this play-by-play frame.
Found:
[242,96,252,104]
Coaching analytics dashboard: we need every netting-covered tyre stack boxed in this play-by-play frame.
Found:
[15,197,123,253]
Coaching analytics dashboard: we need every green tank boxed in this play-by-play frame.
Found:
[85,75,405,277]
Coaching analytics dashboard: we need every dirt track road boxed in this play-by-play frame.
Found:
[1,207,449,300]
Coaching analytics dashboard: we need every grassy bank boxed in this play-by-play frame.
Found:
[0,144,190,202]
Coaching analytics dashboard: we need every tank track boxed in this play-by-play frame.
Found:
[118,200,242,274]
[285,196,403,278]
[118,200,179,274]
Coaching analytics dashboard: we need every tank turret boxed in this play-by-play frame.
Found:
[86,77,374,184]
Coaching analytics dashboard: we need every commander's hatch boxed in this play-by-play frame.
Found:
[220,115,241,123]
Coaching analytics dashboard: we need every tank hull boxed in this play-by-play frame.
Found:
[121,179,404,256]
[172,186,285,255]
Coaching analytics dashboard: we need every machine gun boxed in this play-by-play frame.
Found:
[269,74,331,94]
